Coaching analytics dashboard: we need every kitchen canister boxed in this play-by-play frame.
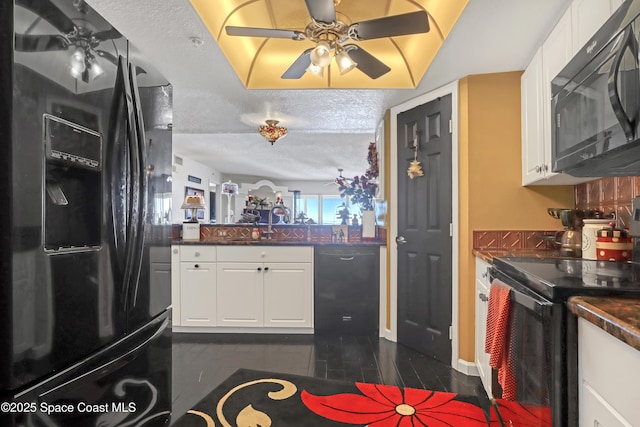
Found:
[596,223,633,262]
[582,219,612,260]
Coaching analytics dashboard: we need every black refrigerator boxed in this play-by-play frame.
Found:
[0,0,173,425]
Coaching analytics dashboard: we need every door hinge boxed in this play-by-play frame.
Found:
[449,325,452,340]
[449,119,452,133]
[449,223,453,237]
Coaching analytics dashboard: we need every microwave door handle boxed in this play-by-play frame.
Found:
[608,26,638,141]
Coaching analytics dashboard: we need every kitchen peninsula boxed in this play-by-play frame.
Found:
[170,223,386,335]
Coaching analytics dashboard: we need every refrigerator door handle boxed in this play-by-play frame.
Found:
[125,62,148,308]
[107,56,135,306]
[108,55,141,310]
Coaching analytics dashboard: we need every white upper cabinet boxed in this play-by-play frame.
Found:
[521,0,620,186]
[571,0,617,53]
[522,48,545,185]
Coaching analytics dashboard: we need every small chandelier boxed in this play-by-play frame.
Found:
[259,120,287,145]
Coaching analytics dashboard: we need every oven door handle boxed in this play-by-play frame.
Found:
[511,288,553,317]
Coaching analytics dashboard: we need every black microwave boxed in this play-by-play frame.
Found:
[552,0,640,177]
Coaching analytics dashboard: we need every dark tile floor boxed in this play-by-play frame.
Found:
[171,332,486,423]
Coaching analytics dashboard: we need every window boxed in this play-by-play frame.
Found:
[321,195,346,225]
[299,195,319,223]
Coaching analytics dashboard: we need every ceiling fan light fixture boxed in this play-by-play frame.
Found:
[259,119,287,145]
[335,49,357,75]
[306,63,324,77]
[310,41,332,67]
[89,58,105,80]
[70,47,86,74]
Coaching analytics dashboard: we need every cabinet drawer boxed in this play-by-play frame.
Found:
[580,382,629,427]
[579,319,640,425]
[217,246,312,263]
[475,257,490,285]
[180,245,217,262]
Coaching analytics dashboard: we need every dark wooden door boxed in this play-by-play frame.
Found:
[396,95,453,363]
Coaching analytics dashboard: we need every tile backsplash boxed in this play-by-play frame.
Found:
[473,230,557,250]
[575,177,640,229]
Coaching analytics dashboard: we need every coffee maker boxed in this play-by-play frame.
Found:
[548,208,604,257]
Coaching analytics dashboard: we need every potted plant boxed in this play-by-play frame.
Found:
[338,142,379,236]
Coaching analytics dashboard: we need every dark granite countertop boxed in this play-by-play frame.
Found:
[568,296,640,352]
[174,239,385,246]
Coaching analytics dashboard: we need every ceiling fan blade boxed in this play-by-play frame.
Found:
[304,0,336,24]
[226,26,305,40]
[15,0,76,34]
[15,34,69,52]
[95,49,118,66]
[350,11,429,40]
[92,27,122,41]
[344,45,391,79]
[281,50,312,79]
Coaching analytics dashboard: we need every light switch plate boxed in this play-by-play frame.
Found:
[630,197,640,236]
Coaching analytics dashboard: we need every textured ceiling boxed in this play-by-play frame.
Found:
[85,0,572,183]
[189,0,468,89]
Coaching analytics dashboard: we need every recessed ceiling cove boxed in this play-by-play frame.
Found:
[189,0,468,89]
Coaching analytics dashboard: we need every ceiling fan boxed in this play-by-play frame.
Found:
[225,0,430,80]
[15,0,122,83]
[325,168,352,186]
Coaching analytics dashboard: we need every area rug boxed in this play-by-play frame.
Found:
[172,368,506,426]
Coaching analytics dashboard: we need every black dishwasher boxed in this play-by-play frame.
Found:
[314,246,379,335]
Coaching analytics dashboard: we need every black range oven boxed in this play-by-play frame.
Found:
[489,257,640,427]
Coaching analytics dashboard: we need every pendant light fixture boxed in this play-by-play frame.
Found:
[259,120,288,145]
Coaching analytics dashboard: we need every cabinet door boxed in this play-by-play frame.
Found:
[610,0,623,13]
[216,263,264,327]
[572,0,615,54]
[264,263,312,328]
[521,48,545,185]
[171,246,181,326]
[475,258,492,397]
[180,262,216,327]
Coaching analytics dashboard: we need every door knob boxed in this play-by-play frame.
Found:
[396,236,407,245]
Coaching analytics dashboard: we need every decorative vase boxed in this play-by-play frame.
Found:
[362,210,376,238]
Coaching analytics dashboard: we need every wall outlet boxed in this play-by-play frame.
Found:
[630,197,640,236]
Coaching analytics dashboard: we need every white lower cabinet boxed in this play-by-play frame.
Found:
[475,257,492,397]
[578,318,640,426]
[216,246,313,329]
[180,261,217,327]
[216,262,264,327]
[264,262,312,327]
[173,245,313,331]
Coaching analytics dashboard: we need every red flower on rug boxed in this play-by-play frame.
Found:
[490,399,552,427]
[301,382,488,426]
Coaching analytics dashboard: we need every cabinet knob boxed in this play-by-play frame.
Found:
[482,271,488,279]
[479,293,488,302]
[194,252,200,257]
[543,164,549,172]
[172,249,178,254]
[194,264,199,269]
[261,251,266,257]
[535,165,541,173]
[257,267,262,271]
[264,266,269,271]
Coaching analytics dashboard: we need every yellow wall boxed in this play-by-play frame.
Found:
[457,72,574,362]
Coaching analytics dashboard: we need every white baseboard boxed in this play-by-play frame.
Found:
[455,359,479,376]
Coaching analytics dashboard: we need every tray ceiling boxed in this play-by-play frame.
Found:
[189,0,468,88]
